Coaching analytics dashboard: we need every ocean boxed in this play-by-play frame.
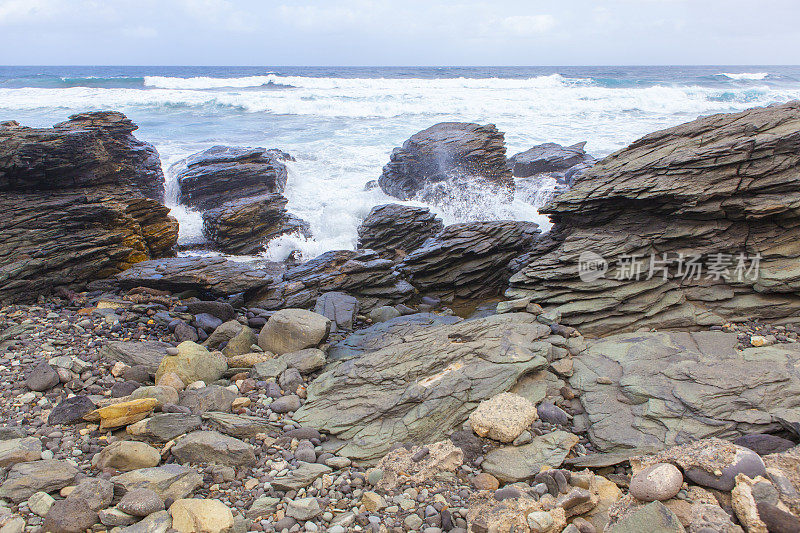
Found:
[2,65,800,260]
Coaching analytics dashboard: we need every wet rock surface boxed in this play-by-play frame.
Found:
[508,141,595,181]
[378,122,513,201]
[175,145,290,210]
[357,203,444,260]
[202,193,310,255]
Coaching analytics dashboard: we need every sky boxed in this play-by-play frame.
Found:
[0,0,798,66]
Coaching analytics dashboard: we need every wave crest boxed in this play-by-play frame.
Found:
[719,72,769,80]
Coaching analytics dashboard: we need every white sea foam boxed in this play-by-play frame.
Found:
[720,72,769,80]
[144,75,279,89]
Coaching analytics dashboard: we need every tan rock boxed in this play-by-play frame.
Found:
[361,491,386,512]
[84,398,159,430]
[226,352,275,368]
[472,472,500,491]
[155,341,227,385]
[257,309,331,355]
[469,392,537,443]
[156,371,185,391]
[169,498,234,533]
[96,441,161,471]
[580,473,623,531]
[231,397,251,410]
[731,474,769,533]
[375,440,463,491]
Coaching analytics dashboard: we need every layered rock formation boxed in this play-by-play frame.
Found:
[378,122,513,201]
[570,331,800,453]
[175,146,290,210]
[202,193,310,255]
[507,102,800,335]
[0,112,178,303]
[508,141,595,182]
[0,111,165,201]
[356,204,443,259]
[293,313,551,461]
[115,257,281,297]
[248,250,414,312]
[398,220,539,302]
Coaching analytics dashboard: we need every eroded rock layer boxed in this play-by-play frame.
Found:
[398,220,539,302]
[507,102,800,335]
[202,193,310,255]
[0,113,177,303]
[570,331,800,453]
[293,313,551,462]
[356,204,444,260]
[248,250,413,312]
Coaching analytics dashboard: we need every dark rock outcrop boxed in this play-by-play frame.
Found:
[115,256,283,297]
[0,111,165,201]
[378,122,513,201]
[294,313,551,462]
[508,141,595,182]
[398,221,539,302]
[0,112,178,303]
[247,250,414,312]
[570,331,800,454]
[357,204,444,260]
[202,193,310,255]
[175,146,290,210]
[507,102,800,335]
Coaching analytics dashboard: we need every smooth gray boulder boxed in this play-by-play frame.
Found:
[0,459,79,503]
[100,341,170,373]
[481,430,579,483]
[570,331,800,453]
[294,313,551,462]
[171,431,256,467]
[111,464,202,501]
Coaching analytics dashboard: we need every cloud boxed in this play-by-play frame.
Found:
[0,0,60,24]
[177,0,256,32]
[276,3,367,32]
[500,14,556,36]
[121,25,158,39]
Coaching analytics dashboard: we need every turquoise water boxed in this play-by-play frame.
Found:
[2,65,799,258]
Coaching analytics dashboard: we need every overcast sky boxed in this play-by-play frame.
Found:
[0,0,797,66]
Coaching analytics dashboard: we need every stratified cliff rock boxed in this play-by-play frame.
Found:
[378,122,513,201]
[398,221,539,302]
[175,146,290,210]
[0,112,178,303]
[356,204,444,260]
[202,193,310,255]
[507,102,800,335]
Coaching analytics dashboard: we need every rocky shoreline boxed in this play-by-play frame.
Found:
[1,102,800,533]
